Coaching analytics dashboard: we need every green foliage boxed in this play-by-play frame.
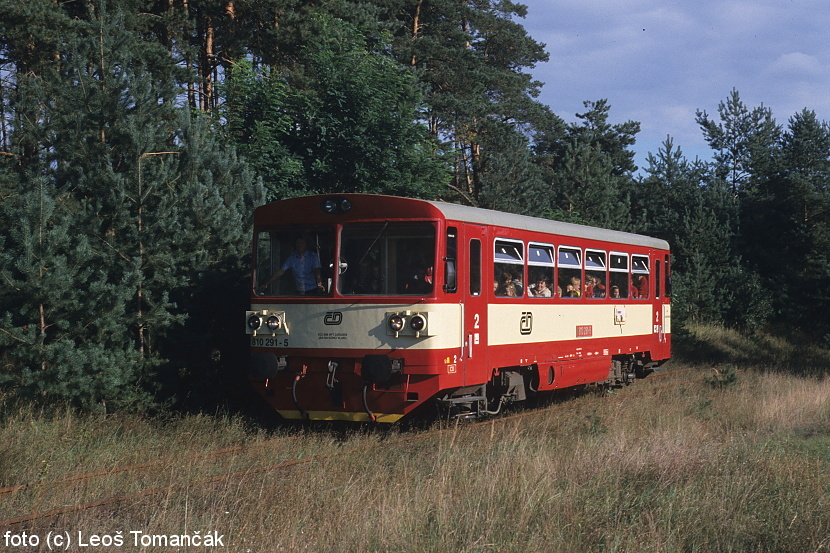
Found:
[696,89,781,195]
[638,137,772,330]
[0,3,260,410]
[222,17,450,201]
[390,0,552,204]
[741,110,830,334]
[535,99,640,230]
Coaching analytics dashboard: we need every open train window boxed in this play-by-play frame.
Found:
[494,238,524,297]
[632,254,650,299]
[558,246,582,298]
[609,252,629,299]
[585,250,607,299]
[528,243,554,298]
[254,226,334,296]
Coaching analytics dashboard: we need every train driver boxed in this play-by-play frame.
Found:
[258,236,325,295]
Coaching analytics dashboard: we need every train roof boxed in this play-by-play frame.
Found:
[255,194,670,251]
[425,199,670,251]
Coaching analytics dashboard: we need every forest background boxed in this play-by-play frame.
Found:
[0,0,828,412]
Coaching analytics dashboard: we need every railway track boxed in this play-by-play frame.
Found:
[0,365,695,529]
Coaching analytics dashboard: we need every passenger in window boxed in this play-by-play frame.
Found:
[610,285,621,298]
[258,236,324,295]
[531,275,552,297]
[348,261,381,294]
[633,274,649,298]
[496,272,518,297]
[511,272,523,295]
[585,275,596,297]
[402,248,433,294]
[567,276,581,297]
[592,275,606,298]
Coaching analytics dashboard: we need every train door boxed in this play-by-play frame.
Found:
[462,224,489,385]
[652,251,671,360]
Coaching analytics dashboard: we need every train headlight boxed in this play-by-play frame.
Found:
[320,196,353,214]
[409,314,427,332]
[388,315,405,333]
[321,198,338,213]
[409,313,428,338]
[247,310,289,336]
[266,315,282,332]
[247,315,262,331]
[386,312,431,338]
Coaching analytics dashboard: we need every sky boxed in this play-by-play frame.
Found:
[518,0,830,172]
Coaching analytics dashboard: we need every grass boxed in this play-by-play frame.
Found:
[1,326,829,552]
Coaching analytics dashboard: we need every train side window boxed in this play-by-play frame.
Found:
[665,254,672,298]
[558,246,582,298]
[469,239,481,296]
[632,254,650,299]
[585,250,607,299]
[528,243,554,298]
[609,252,629,299]
[656,259,661,299]
[494,238,524,297]
[444,227,458,293]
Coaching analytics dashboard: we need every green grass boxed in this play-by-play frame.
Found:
[1,326,829,552]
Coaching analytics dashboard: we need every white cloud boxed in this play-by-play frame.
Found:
[767,52,824,78]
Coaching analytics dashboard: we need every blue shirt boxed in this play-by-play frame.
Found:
[281,251,321,292]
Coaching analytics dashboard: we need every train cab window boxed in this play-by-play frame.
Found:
[632,255,650,299]
[254,226,334,296]
[528,243,554,298]
[339,223,436,296]
[585,250,607,299]
[609,252,629,299]
[558,247,582,298]
[494,239,524,297]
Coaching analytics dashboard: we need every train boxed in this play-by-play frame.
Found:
[246,194,671,422]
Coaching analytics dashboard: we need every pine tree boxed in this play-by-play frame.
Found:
[0,2,261,409]
[742,109,830,333]
[696,89,781,196]
[637,138,771,328]
[535,100,640,229]
[388,0,550,205]
[477,124,549,215]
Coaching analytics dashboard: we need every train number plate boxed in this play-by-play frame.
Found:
[251,337,289,347]
[576,325,593,337]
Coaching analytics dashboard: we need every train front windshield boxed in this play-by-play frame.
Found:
[254,223,436,297]
[339,223,435,296]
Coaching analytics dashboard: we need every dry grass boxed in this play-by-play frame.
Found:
[2,348,830,551]
[678,322,830,372]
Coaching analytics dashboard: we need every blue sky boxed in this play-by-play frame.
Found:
[518,0,830,172]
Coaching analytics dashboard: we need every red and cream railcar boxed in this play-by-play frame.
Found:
[246,194,671,422]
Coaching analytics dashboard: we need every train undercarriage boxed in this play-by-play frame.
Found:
[434,354,660,420]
